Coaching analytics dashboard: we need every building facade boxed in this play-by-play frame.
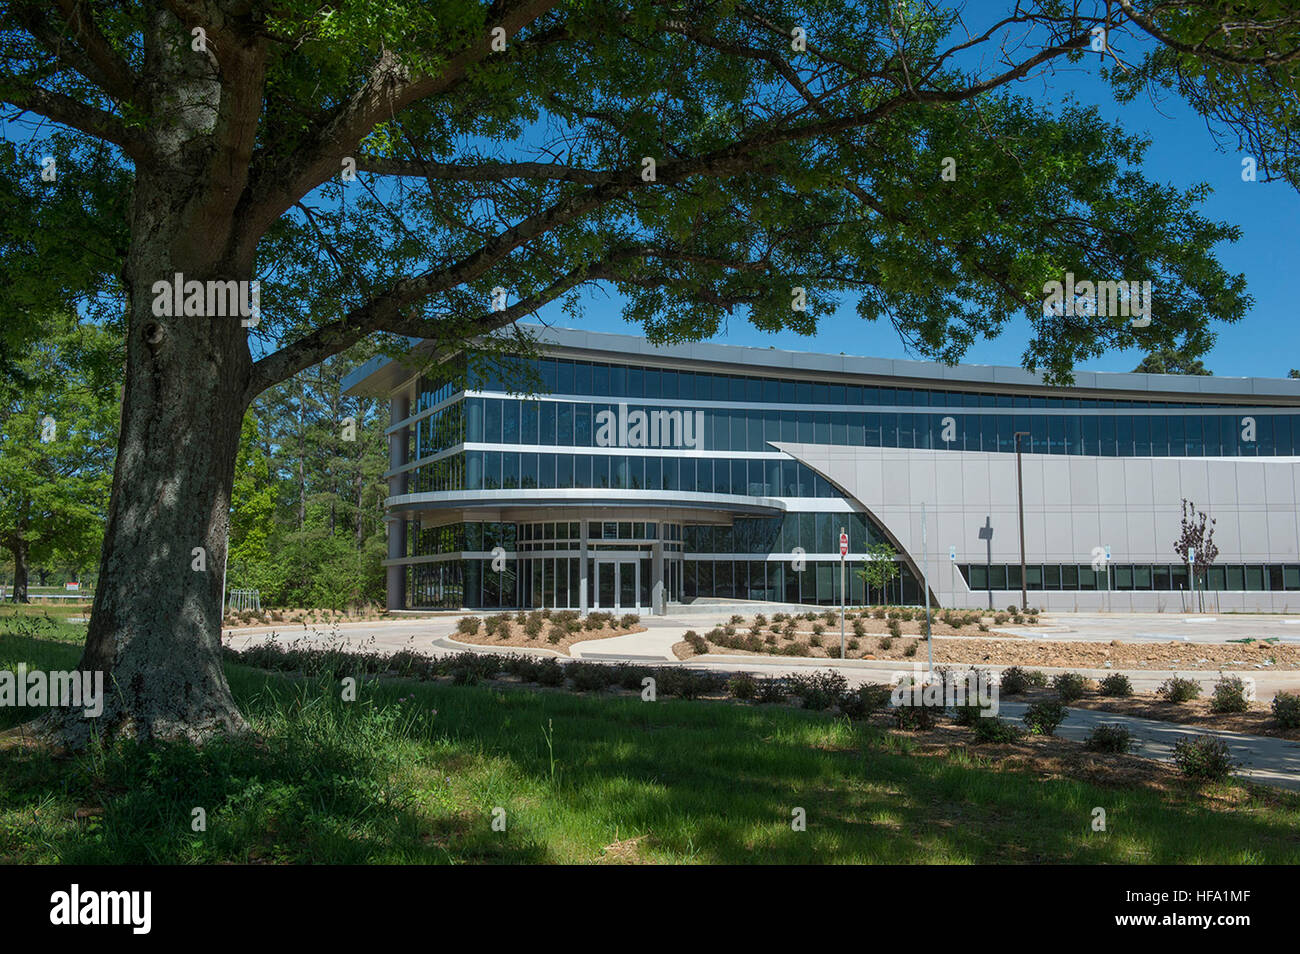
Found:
[343,327,1300,614]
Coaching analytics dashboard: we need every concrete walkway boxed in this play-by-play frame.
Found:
[993,700,1300,792]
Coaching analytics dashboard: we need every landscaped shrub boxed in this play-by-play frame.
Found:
[1051,672,1087,702]
[1273,691,1300,729]
[847,637,860,651]
[456,616,481,635]
[1172,735,1236,782]
[1098,673,1133,697]
[812,623,825,636]
[1209,674,1250,713]
[1084,724,1133,753]
[620,613,640,629]
[893,698,942,730]
[1022,700,1067,736]
[852,618,866,637]
[566,662,615,692]
[730,614,745,625]
[999,666,1031,695]
[993,613,1008,625]
[952,702,992,726]
[534,658,565,686]
[727,673,758,700]
[655,667,722,700]
[1158,676,1203,704]
[838,683,892,719]
[971,717,1025,744]
[546,624,565,644]
[878,635,893,650]
[786,670,849,710]
[523,614,544,638]
[754,678,787,704]
[902,639,918,657]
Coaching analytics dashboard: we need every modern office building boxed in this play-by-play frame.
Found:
[343,326,1300,614]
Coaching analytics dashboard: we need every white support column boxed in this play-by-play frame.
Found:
[579,519,589,615]
[386,393,410,611]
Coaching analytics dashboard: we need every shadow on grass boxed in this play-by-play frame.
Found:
[2,630,1299,863]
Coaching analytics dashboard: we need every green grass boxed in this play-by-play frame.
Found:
[3,626,1300,864]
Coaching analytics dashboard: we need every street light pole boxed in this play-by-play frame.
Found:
[1014,431,1030,612]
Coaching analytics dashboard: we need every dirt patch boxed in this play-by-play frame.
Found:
[451,610,645,655]
[679,625,1300,670]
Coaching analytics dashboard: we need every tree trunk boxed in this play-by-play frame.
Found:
[11,541,30,603]
[35,193,254,747]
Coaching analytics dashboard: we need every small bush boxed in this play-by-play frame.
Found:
[1051,672,1087,702]
[456,615,481,635]
[999,666,1030,695]
[727,673,758,700]
[730,614,745,625]
[523,615,544,637]
[838,683,892,719]
[902,639,918,657]
[1158,676,1202,704]
[1098,673,1133,697]
[786,670,849,711]
[878,635,893,650]
[993,613,1008,625]
[952,702,994,726]
[894,699,942,730]
[1172,735,1236,782]
[971,717,1025,744]
[1272,691,1300,729]
[1023,700,1067,736]
[567,662,615,692]
[1007,604,1018,614]
[754,678,787,704]
[847,637,860,651]
[1085,724,1133,753]
[1210,674,1250,713]
[619,613,640,629]
[546,625,565,644]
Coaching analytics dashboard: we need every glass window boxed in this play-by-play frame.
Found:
[484,399,502,443]
[537,401,554,445]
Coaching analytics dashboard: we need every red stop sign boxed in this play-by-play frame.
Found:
[839,532,848,556]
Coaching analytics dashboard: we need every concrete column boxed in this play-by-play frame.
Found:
[579,520,589,615]
[386,394,411,611]
[652,541,665,616]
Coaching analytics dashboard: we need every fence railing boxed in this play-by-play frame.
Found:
[226,589,262,613]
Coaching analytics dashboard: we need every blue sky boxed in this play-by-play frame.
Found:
[528,12,1300,381]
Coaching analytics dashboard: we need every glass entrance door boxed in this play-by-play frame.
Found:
[595,560,639,611]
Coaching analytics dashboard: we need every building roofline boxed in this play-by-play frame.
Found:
[343,323,1300,403]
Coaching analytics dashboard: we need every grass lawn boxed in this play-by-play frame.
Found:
[2,621,1299,864]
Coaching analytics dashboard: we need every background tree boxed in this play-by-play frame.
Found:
[0,314,119,602]
[1133,343,1213,374]
[856,542,901,607]
[0,0,1257,744]
[1173,497,1219,611]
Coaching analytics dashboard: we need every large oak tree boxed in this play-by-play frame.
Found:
[0,0,1255,743]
